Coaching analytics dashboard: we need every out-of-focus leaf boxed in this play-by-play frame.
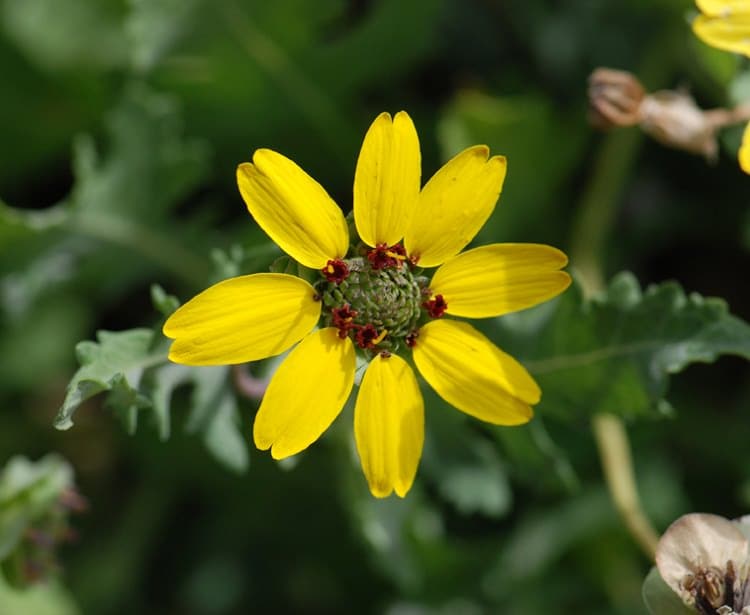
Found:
[125,0,201,73]
[0,295,88,390]
[0,202,66,249]
[70,82,209,222]
[482,488,615,596]
[422,397,512,518]
[0,0,127,70]
[313,0,443,95]
[0,455,74,561]
[0,83,211,292]
[54,329,157,432]
[150,283,180,317]
[494,420,580,494]
[149,363,248,473]
[0,575,80,615]
[642,566,693,615]
[500,272,750,419]
[202,389,248,474]
[0,456,82,591]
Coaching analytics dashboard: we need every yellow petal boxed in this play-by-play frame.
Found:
[413,320,538,425]
[429,243,572,318]
[740,121,750,173]
[405,146,506,267]
[693,12,750,56]
[254,328,355,459]
[696,0,748,17]
[353,111,421,247]
[164,273,320,365]
[354,354,424,498]
[237,149,349,269]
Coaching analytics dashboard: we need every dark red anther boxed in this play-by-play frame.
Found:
[322,259,349,283]
[423,294,447,318]
[405,331,419,347]
[367,243,407,270]
[355,323,387,349]
[332,304,358,338]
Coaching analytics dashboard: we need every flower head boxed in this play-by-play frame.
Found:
[654,513,750,614]
[692,0,750,173]
[163,111,571,497]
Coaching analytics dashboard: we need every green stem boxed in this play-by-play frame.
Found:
[592,413,658,559]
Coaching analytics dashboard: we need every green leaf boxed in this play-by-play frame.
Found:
[2,0,127,71]
[494,420,580,495]
[0,575,80,615]
[183,365,248,473]
[0,83,211,285]
[422,397,512,518]
[69,82,209,222]
[642,566,693,615]
[482,488,616,594]
[56,325,249,473]
[501,272,750,419]
[125,0,201,73]
[54,329,159,431]
[149,363,249,473]
[150,284,180,317]
[0,456,74,562]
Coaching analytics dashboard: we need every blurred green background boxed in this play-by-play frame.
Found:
[2,0,750,613]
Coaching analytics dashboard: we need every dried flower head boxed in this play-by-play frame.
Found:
[655,513,750,614]
[588,67,646,129]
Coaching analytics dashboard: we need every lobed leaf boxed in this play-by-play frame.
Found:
[500,272,750,419]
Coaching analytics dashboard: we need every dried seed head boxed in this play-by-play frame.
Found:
[655,513,750,614]
[639,90,718,160]
[588,67,646,129]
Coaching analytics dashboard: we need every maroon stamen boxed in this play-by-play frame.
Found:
[355,323,386,349]
[367,243,407,270]
[332,304,358,338]
[405,331,419,347]
[423,294,447,318]
[322,259,349,283]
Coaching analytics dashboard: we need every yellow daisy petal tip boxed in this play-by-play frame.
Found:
[354,110,421,247]
[355,354,423,500]
[406,145,507,267]
[253,329,355,459]
[413,320,540,424]
[162,274,320,366]
[236,149,348,268]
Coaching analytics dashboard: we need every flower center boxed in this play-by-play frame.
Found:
[681,561,750,615]
[317,243,445,352]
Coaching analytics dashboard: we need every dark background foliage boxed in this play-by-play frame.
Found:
[1,0,749,613]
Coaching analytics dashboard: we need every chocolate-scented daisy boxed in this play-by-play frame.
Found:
[163,111,571,497]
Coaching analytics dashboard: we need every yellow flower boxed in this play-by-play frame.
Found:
[693,0,750,57]
[163,111,571,498]
[692,0,750,173]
